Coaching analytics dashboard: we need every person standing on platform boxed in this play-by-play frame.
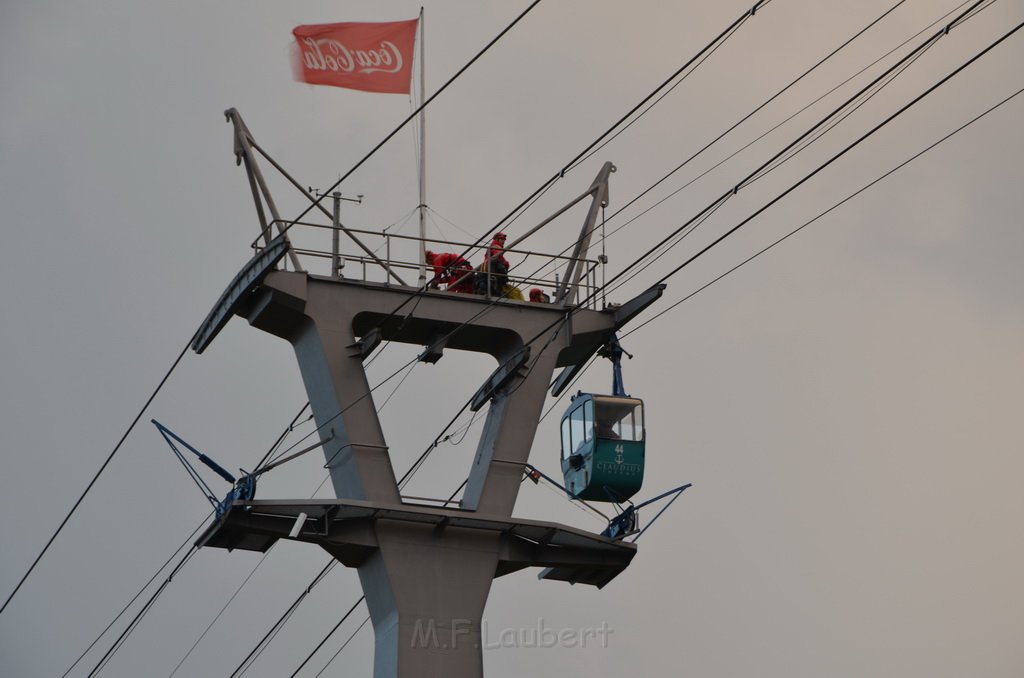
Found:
[476,232,510,296]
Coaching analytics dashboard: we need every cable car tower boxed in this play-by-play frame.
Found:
[191,110,666,677]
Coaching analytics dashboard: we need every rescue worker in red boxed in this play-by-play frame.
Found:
[475,232,510,296]
[425,250,475,293]
[529,288,551,303]
[487,232,509,269]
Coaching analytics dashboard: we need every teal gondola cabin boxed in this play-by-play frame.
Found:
[559,394,645,502]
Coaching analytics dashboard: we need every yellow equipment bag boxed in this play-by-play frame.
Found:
[502,285,524,300]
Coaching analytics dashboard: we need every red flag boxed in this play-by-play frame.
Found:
[292,19,419,94]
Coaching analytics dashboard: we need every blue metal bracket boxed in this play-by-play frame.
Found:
[152,420,256,517]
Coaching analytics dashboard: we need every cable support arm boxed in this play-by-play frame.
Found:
[152,420,235,484]
[225,108,304,272]
[246,139,408,286]
[630,483,693,542]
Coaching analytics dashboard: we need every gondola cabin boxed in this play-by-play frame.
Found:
[560,394,645,502]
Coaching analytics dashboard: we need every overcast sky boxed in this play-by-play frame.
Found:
[2,1,1023,676]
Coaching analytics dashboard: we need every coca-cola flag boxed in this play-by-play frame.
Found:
[292,19,418,94]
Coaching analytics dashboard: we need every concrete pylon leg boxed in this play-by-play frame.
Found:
[336,525,498,678]
[291,320,400,503]
[461,343,563,514]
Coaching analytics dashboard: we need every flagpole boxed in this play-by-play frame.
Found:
[417,7,427,287]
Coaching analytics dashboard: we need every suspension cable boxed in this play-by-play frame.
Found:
[248,1,985,486]
[275,0,545,243]
[1,338,192,618]
[622,83,1024,340]
[288,596,366,677]
[71,403,318,677]
[571,0,995,314]
[120,7,1016,674]
[229,561,339,677]
[250,0,1010,501]
[240,2,783,486]
[646,17,1024,290]
[498,0,967,294]
[350,0,774,340]
[86,545,200,677]
[60,515,210,677]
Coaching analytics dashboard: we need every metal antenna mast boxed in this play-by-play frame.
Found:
[191,110,664,677]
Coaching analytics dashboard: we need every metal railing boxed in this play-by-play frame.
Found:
[257,219,603,309]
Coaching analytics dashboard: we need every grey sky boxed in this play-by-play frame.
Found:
[2,1,1022,676]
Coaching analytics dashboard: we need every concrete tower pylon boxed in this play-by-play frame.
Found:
[248,276,589,675]
[193,112,663,677]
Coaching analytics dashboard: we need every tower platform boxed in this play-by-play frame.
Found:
[198,498,637,589]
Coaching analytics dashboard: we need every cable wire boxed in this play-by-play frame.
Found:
[61,515,210,677]
[494,0,958,300]
[623,83,1024,339]
[229,561,339,677]
[564,0,773,173]
[648,16,1024,291]
[581,0,993,310]
[237,3,782,484]
[351,0,774,341]
[167,546,277,678]
[1,338,192,617]
[164,6,1017,674]
[275,0,545,244]
[313,616,371,677]
[288,596,366,677]
[72,403,318,677]
[266,0,1010,510]
[598,0,953,239]
[249,0,929,503]
[87,545,200,677]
